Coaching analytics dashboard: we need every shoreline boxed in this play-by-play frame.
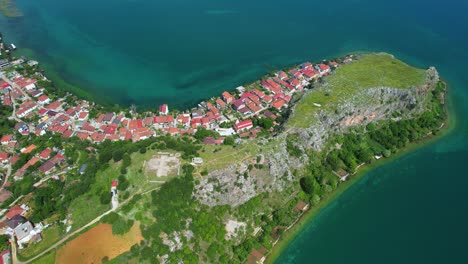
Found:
[0,29,450,262]
[266,81,454,263]
[0,0,22,18]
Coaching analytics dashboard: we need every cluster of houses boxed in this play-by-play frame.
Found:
[0,36,357,260]
[0,57,344,149]
[0,204,44,249]
[0,134,66,180]
[0,57,345,214]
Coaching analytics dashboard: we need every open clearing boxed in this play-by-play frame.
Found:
[55,222,143,264]
[145,152,180,179]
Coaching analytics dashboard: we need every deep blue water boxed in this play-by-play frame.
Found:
[1,0,468,263]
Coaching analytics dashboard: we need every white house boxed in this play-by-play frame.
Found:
[14,221,43,249]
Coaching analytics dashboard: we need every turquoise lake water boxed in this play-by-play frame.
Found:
[1,0,468,263]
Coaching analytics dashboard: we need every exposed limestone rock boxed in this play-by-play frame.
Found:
[194,67,439,207]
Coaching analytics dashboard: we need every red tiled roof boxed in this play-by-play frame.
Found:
[90,132,105,142]
[10,155,19,164]
[6,205,24,219]
[22,144,37,154]
[79,111,88,119]
[154,115,174,124]
[0,152,9,162]
[222,91,235,104]
[104,125,117,135]
[46,101,62,110]
[159,104,168,113]
[216,98,227,108]
[105,134,120,141]
[167,127,179,135]
[39,148,51,159]
[62,129,73,138]
[76,132,89,140]
[272,98,287,110]
[37,95,49,102]
[37,108,48,116]
[1,134,12,142]
[82,122,95,132]
[319,63,330,71]
[234,119,253,132]
[96,114,105,123]
[177,115,190,125]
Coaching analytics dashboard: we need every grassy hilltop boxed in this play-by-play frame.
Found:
[288,53,426,128]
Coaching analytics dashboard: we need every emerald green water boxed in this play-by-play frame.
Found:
[1,0,468,263]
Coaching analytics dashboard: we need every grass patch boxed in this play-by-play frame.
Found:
[199,139,278,172]
[31,250,56,264]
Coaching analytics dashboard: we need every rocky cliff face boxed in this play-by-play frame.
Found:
[194,67,439,207]
[292,67,439,151]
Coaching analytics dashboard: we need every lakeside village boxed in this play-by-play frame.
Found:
[0,33,350,260]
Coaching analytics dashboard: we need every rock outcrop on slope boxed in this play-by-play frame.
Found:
[194,59,440,208]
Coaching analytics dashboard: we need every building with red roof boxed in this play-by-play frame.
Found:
[143,117,154,126]
[39,148,51,160]
[234,119,253,132]
[159,104,169,115]
[0,134,13,145]
[14,77,36,90]
[62,129,73,138]
[222,91,235,104]
[190,118,201,128]
[37,95,50,104]
[167,127,179,136]
[105,134,120,141]
[90,132,105,143]
[104,125,117,135]
[111,180,118,188]
[318,63,331,75]
[288,78,302,90]
[46,101,62,110]
[0,152,9,163]
[276,71,289,80]
[154,115,174,125]
[177,115,191,127]
[78,111,88,120]
[5,205,25,219]
[216,98,227,109]
[272,98,287,110]
[22,144,37,154]
[76,132,89,140]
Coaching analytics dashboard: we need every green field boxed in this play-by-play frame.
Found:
[31,251,56,264]
[287,53,426,128]
[68,147,174,229]
[198,138,280,173]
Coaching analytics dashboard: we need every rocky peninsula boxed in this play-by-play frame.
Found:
[0,42,447,264]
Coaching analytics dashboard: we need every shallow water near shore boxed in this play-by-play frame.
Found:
[1,0,468,263]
